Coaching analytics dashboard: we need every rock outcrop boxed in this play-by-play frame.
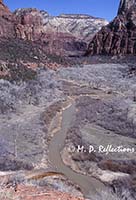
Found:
[86,0,136,56]
[0,183,84,200]
[14,8,45,41]
[0,0,10,15]
[118,0,135,14]
[0,0,15,38]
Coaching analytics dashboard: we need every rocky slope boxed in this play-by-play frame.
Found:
[14,9,108,42]
[0,0,15,38]
[0,184,84,200]
[0,0,108,74]
[86,0,136,55]
[14,9,107,56]
[0,0,108,58]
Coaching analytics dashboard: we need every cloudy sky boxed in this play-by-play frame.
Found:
[4,0,119,21]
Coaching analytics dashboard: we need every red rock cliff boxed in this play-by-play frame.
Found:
[86,0,136,56]
[0,0,15,38]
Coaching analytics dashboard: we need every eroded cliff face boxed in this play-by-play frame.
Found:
[0,0,10,15]
[86,0,136,56]
[13,9,108,56]
[118,0,135,14]
[14,8,44,41]
[14,9,108,43]
[0,0,15,38]
[0,1,108,56]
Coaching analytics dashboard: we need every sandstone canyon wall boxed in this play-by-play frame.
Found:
[0,0,108,56]
[86,0,136,55]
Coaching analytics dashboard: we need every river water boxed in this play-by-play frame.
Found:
[49,100,106,199]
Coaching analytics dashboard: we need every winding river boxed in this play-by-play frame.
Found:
[48,99,106,200]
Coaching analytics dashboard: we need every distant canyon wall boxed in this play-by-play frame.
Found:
[0,0,108,55]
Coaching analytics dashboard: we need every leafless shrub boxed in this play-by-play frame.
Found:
[89,80,102,89]
[131,85,136,102]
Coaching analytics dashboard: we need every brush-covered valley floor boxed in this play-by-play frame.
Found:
[0,61,136,199]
